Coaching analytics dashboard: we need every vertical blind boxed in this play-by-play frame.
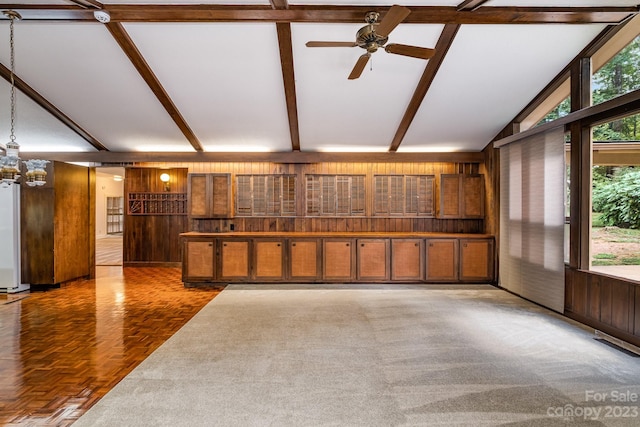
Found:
[499,127,565,313]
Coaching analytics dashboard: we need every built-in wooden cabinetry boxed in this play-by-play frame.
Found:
[391,239,424,281]
[183,238,215,281]
[440,174,484,219]
[219,239,250,280]
[323,239,355,281]
[357,239,390,281]
[188,173,231,218]
[181,232,494,285]
[459,238,494,281]
[425,239,459,281]
[289,239,321,280]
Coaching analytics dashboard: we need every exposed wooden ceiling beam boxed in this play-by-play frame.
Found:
[388,24,460,152]
[276,23,301,152]
[457,0,490,12]
[269,0,289,10]
[7,5,636,24]
[66,0,102,9]
[21,150,485,164]
[105,22,203,152]
[494,88,640,148]
[0,63,107,151]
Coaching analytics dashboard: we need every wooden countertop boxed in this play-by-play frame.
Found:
[181,231,493,239]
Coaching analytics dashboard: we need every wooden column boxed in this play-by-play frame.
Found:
[569,57,592,270]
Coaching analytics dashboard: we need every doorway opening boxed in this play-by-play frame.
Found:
[96,167,124,266]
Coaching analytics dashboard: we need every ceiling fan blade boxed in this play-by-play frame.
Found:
[375,5,411,38]
[385,43,435,60]
[348,53,370,80]
[306,41,358,48]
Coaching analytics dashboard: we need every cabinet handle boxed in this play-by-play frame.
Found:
[223,243,227,247]
[346,243,349,247]
[429,243,433,247]
[208,243,213,247]
[361,243,365,247]
[415,243,419,247]
[277,243,281,247]
[292,243,296,247]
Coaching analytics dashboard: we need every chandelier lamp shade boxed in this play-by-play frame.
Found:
[1,10,48,187]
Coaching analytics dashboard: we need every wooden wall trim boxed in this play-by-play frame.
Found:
[22,150,485,164]
[565,267,640,348]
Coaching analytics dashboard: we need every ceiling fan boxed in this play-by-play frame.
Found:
[305,5,435,80]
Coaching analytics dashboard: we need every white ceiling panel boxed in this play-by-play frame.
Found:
[0,22,191,152]
[124,22,292,152]
[0,79,94,152]
[290,1,461,5]
[399,23,607,152]
[487,1,639,6]
[292,22,444,152]
[104,1,270,4]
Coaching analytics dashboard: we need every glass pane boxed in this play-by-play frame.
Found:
[592,35,640,106]
[590,114,640,281]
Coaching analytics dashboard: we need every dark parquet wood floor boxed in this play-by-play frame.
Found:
[0,267,222,426]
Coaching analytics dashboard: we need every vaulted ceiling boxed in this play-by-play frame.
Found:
[0,1,638,161]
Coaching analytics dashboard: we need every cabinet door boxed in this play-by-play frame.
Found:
[460,239,494,282]
[323,240,354,281]
[391,239,423,281]
[425,239,459,281]
[188,174,209,218]
[219,240,250,280]
[211,174,231,217]
[439,174,484,219]
[462,175,484,218]
[183,239,215,281]
[439,174,461,218]
[289,239,320,280]
[253,240,285,281]
[357,239,390,281]
[188,173,231,218]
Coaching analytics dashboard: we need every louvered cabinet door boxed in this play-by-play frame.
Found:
[323,239,354,281]
[425,239,459,282]
[391,239,424,281]
[357,239,390,281]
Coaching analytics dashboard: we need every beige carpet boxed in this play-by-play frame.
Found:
[74,284,640,426]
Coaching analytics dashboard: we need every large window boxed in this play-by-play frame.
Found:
[590,113,640,281]
[592,34,640,106]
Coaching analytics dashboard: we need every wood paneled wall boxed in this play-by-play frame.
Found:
[21,161,93,285]
[140,161,485,235]
[123,167,189,266]
[565,267,640,347]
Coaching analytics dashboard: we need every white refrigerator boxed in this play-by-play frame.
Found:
[0,184,29,293]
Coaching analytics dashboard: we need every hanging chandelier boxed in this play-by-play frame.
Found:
[1,10,48,187]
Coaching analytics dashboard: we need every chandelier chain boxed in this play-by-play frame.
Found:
[9,13,16,144]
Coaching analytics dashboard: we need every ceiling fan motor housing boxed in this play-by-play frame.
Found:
[356,24,388,53]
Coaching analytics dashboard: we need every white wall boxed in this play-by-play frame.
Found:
[96,170,124,238]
